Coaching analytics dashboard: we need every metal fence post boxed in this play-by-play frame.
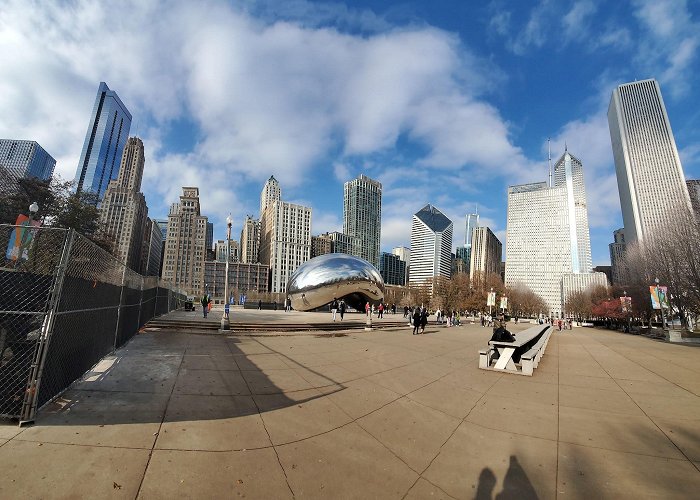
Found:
[114,264,128,351]
[20,229,75,425]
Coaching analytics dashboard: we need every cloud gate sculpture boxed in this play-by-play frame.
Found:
[287,253,385,312]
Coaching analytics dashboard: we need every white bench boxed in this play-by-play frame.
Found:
[520,327,552,375]
[480,325,553,376]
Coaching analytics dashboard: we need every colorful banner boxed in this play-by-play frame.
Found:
[500,296,508,309]
[487,291,496,306]
[5,215,41,262]
[620,296,632,313]
[649,286,669,310]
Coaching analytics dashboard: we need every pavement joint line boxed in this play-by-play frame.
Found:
[134,349,186,499]
[555,333,561,499]
[398,364,506,500]
[579,337,700,474]
[590,338,700,397]
[226,337,296,498]
[11,438,154,451]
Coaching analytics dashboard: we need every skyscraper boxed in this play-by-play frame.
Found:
[379,252,406,286]
[470,227,502,281]
[161,187,208,295]
[240,215,260,264]
[74,82,132,202]
[409,205,453,287]
[505,149,605,317]
[608,79,692,243]
[99,137,148,271]
[609,228,628,285]
[465,212,479,247]
[553,149,592,272]
[260,175,281,217]
[343,174,382,267]
[206,222,214,252]
[392,246,411,284]
[259,199,312,294]
[0,139,56,181]
[141,218,163,277]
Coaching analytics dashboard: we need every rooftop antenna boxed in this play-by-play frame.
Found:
[548,137,552,188]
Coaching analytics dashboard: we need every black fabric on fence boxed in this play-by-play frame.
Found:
[139,288,157,328]
[115,287,142,347]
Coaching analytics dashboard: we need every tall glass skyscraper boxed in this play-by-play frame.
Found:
[343,174,382,268]
[608,79,692,243]
[0,139,56,180]
[74,82,132,201]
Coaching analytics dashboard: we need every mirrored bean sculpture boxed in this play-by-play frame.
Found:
[287,253,385,311]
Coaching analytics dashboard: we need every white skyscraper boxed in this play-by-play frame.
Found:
[409,205,453,287]
[465,212,479,247]
[608,79,692,244]
[343,174,382,267]
[259,200,312,294]
[506,150,605,317]
[260,175,281,217]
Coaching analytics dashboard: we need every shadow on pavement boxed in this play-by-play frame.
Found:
[476,456,539,500]
[32,332,345,426]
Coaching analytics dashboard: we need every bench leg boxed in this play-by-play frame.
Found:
[494,347,516,371]
[522,359,533,376]
[479,351,489,369]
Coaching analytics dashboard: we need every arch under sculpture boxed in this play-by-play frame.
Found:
[287,253,385,311]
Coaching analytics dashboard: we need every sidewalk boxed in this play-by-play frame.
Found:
[1,323,699,498]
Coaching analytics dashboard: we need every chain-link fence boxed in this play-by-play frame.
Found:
[0,224,186,423]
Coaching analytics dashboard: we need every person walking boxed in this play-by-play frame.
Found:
[258,299,262,310]
[365,301,371,318]
[331,298,339,321]
[391,303,396,315]
[378,303,384,318]
[436,308,442,324]
[404,305,409,318]
[412,307,421,335]
[285,296,292,312]
[339,299,346,320]
[420,307,428,333]
[201,294,210,318]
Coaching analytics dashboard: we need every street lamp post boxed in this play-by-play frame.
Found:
[489,287,493,317]
[655,277,666,332]
[221,214,232,331]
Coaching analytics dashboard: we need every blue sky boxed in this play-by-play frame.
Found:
[2,0,699,266]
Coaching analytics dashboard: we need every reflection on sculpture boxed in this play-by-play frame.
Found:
[287,253,385,311]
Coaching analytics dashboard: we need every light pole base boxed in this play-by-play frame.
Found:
[220,314,230,332]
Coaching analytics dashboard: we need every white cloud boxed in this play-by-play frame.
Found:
[333,162,351,182]
[632,0,700,98]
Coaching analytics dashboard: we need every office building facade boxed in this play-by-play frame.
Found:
[204,261,269,302]
[506,149,600,317]
[215,239,239,262]
[608,79,692,243]
[343,174,382,267]
[0,139,56,181]
[311,234,333,258]
[470,227,502,281]
[380,252,406,286]
[240,216,260,264]
[609,228,628,285]
[409,205,453,287]
[98,137,148,271]
[141,218,163,277]
[392,246,411,284]
[161,187,208,295]
[74,82,132,201]
[259,200,312,294]
[260,175,281,217]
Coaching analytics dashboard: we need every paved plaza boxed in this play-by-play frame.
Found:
[1,314,699,499]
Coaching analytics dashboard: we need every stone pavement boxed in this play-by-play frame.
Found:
[1,320,699,499]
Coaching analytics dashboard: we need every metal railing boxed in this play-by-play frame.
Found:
[0,224,186,423]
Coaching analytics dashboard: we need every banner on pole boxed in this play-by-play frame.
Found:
[649,286,669,310]
[620,296,632,313]
[500,296,508,309]
[5,214,41,261]
[487,291,496,307]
